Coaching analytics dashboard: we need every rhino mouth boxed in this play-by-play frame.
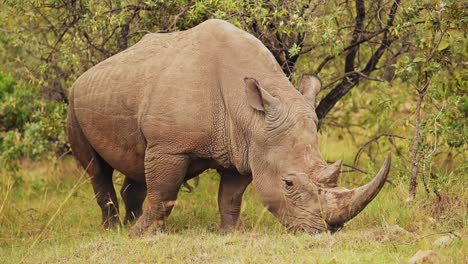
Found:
[326,222,344,233]
[290,220,343,234]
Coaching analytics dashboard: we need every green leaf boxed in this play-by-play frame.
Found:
[437,40,450,51]
[413,57,425,63]
[288,43,301,58]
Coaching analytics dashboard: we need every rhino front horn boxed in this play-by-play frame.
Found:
[326,152,391,225]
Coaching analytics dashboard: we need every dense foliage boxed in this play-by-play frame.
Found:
[0,73,67,166]
[0,0,466,196]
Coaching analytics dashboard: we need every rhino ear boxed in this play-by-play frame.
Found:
[299,74,322,107]
[244,77,279,112]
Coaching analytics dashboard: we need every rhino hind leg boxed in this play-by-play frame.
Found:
[129,150,190,237]
[67,106,120,229]
[90,161,120,229]
[121,176,147,224]
[217,169,252,233]
[180,159,211,192]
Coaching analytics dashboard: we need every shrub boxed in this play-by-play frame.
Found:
[0,72,68,165]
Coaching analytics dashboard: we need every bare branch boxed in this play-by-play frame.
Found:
[314,28,387,74]
[354,133,405,168]
[322,71,386,90]
[355,71,386,82]
[409,78,430,199]
[362,0,401,74]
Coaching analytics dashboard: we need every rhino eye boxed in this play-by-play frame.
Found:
[283,180,294,187]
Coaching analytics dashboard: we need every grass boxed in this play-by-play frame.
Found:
[0,140,466,263]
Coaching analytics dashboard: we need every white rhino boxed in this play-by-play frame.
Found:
[67,19,391,236]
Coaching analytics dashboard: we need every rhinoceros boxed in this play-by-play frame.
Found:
[67,19,391,236]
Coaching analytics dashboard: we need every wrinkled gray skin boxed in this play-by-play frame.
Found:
[67,19,391,236]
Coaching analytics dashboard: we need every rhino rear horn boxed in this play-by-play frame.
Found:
[317,160,342,187]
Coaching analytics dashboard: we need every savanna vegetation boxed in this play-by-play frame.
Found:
[0,0,466,263]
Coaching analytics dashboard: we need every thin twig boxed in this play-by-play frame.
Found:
[322,71,386,90]
[356,71,386,82]
[354,133,405,167]
[327,159,396,186]
[394,230,461,246]
[327,160,369,174]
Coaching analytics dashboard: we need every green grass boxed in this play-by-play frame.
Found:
[0,153,466,263]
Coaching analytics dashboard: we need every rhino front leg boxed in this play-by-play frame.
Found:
[129,151,189,237]
[217,169,252,233]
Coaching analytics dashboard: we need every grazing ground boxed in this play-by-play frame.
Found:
[0,137,466,263]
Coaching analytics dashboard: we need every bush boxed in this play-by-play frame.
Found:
[0,72,68,165]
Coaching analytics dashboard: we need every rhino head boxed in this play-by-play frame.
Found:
[244,75,391,234]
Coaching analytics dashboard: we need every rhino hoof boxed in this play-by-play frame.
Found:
[128,226,145,238]
[220,222,247,234]
[103,214,121,230]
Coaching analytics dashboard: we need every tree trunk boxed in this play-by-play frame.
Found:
[315,0,401,125]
